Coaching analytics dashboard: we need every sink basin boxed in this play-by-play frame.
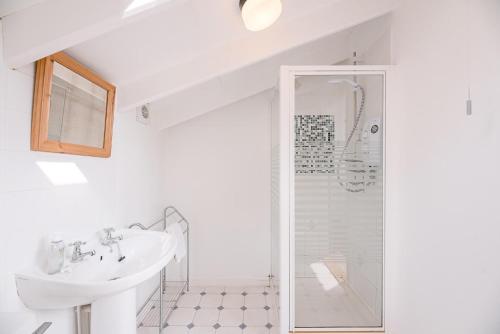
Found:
[15,229,177,310]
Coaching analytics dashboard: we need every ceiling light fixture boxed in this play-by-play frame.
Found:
[240,0,283,32]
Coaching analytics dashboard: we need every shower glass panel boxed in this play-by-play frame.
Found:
[292,72,384,329]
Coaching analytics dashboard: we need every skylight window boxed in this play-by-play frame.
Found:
[124,0,169,17]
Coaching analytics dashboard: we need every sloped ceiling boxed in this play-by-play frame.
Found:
[2,0,397,129]
[151,15,392,129]
[0,0,45,17]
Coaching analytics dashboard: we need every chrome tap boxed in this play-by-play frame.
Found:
[101,228,125,262]
[70,241,95,262]
[128,222,147,230]
[101,228,123,247]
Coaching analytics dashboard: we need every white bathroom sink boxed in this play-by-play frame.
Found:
[15,229,177,310]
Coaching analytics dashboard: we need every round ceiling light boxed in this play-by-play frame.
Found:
[240,0,283,32]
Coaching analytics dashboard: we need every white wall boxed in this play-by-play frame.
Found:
[161,92,272,284]
[386,0,500,333]
[0,23,165,333]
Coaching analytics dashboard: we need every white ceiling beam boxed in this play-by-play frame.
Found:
[117,0,398,112]
[2,0,182,69]
[0,0,46,18]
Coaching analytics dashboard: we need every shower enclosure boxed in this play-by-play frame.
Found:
[276,66,386,332]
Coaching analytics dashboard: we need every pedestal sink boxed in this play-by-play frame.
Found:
[15,229,177,334]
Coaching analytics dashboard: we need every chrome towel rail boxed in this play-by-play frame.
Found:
[130,205,190,333]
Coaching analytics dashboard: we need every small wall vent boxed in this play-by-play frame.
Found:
[136,104,151,125]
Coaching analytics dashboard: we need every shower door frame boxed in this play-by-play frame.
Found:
[279,66,387,333]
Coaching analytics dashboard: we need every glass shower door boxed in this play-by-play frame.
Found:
[282,68,385,331]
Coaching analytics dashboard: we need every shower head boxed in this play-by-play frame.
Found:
[328,79,361,90]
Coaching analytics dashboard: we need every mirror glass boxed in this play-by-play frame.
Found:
[48,62,107,148]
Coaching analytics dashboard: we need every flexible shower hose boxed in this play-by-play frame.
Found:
[337,85,366,192]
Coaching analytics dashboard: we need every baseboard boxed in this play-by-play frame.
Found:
[189,278,269,287]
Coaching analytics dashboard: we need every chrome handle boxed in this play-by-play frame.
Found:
[103,227,116,239]
[69,241,86,247]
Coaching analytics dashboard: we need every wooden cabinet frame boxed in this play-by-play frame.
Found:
[31,52,116,158]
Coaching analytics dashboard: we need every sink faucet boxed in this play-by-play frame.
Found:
[101,228,123,247]
[101,228,125,262]
[70,241,96,262]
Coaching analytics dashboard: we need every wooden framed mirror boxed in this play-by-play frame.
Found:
[31,52,116,158]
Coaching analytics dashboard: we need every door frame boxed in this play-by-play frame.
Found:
[279,66,388,333]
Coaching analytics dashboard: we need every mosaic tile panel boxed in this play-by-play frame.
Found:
[295,115,335,174]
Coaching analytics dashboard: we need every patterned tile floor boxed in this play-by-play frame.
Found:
[137,286,279,334]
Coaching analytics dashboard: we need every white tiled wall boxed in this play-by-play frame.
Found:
[0,23,165,334]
